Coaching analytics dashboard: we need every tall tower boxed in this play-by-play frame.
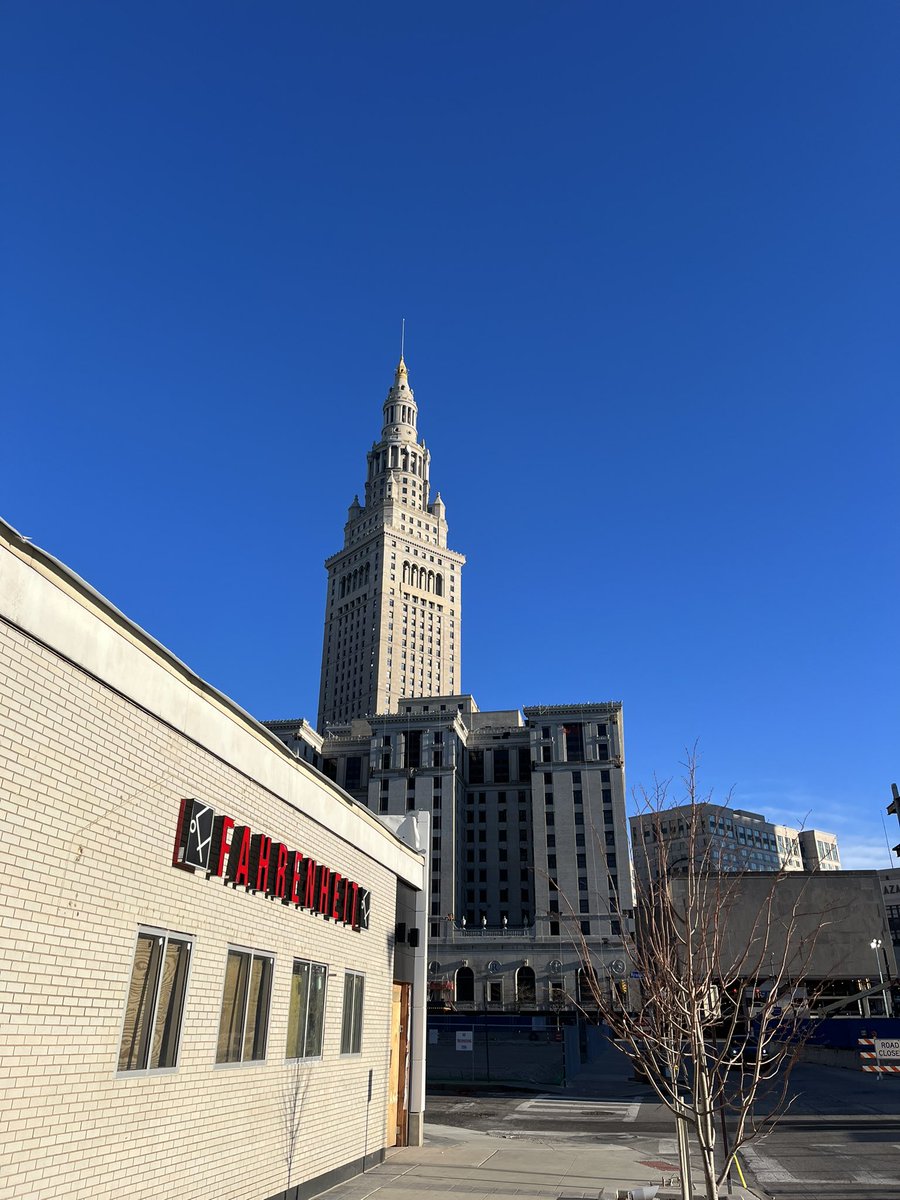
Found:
[317,357,465,729]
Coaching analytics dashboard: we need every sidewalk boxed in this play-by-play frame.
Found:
[312,1121,762,1200]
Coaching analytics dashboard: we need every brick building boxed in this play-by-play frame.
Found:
[0,517,427,1200]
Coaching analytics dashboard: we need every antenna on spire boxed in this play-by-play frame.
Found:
[400,317,406,361]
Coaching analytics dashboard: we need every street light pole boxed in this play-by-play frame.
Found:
[870,938,888,1016]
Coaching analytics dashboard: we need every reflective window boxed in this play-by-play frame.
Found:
[118,928,192,1072]
[217,948,273,1064]
[286,959,327,1060]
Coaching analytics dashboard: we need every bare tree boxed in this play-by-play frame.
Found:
[574,751,837,1200]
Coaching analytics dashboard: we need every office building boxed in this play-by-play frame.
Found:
[269,356,635,1016]
[631,803,840,883]
[317,357,464,729]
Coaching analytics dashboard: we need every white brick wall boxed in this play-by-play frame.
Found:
[0,615,407,1200]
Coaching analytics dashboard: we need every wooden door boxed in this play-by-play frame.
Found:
[386,983,411,1147]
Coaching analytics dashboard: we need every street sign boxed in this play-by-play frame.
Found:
[630,971,642,979]
[876,1038,900,1061]
[456,1031,473,1052]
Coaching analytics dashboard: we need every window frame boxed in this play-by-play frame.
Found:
[215,945,275,1067]
[340,971,366,1055]
[285,957,329,1062]
[116,924,194,1076]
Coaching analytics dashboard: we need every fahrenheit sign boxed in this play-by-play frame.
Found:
[173,799,371,931]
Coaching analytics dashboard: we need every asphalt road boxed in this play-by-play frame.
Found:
[426,1060,900,1199]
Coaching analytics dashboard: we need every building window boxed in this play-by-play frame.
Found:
[493,747,510,783]
[341,972,365,1054]
[216,948,274,1064]
[516,965,536,1006]
[286,960,327,1060]
[117,927,192,1072]
[518,747,531,779]
[455,966,475,1003]
[468,749,485,784]
[345,756,363,790]
[564,723,584,761]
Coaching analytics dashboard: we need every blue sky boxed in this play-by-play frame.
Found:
[3,3,898,867]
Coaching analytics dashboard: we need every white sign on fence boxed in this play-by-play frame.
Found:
[875,1039,900,1061]
[456,1031,473,1052]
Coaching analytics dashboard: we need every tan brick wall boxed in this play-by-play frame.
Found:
[0,619,400,1200]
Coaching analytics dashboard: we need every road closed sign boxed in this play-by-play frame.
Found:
[875,1039,900,1060]
[456,1031,473,1052]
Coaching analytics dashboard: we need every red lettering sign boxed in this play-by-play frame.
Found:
[330,872,342,921]
[317,865,331,916]
[228,826,252,887]
[303,858,318,909]
[173,803,371,932]
[271,843,288,900]
[251,835,271,893]
[289,852,304,905]
[215,815,235,877]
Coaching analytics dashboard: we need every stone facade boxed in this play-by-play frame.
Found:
[0,519,426,1200]
[317,358,465,728]
[270,697,636,1014]
[273,354,638,1017]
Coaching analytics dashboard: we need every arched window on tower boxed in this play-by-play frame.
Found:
[427,570,435,593]
[403,561,410,585]
[435,573,443,597]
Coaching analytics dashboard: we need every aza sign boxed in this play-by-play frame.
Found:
[173,798,371,931]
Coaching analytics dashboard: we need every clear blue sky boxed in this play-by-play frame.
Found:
[3,3,898,867]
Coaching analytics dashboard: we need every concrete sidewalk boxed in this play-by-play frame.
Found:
[313,1122,761,1200]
